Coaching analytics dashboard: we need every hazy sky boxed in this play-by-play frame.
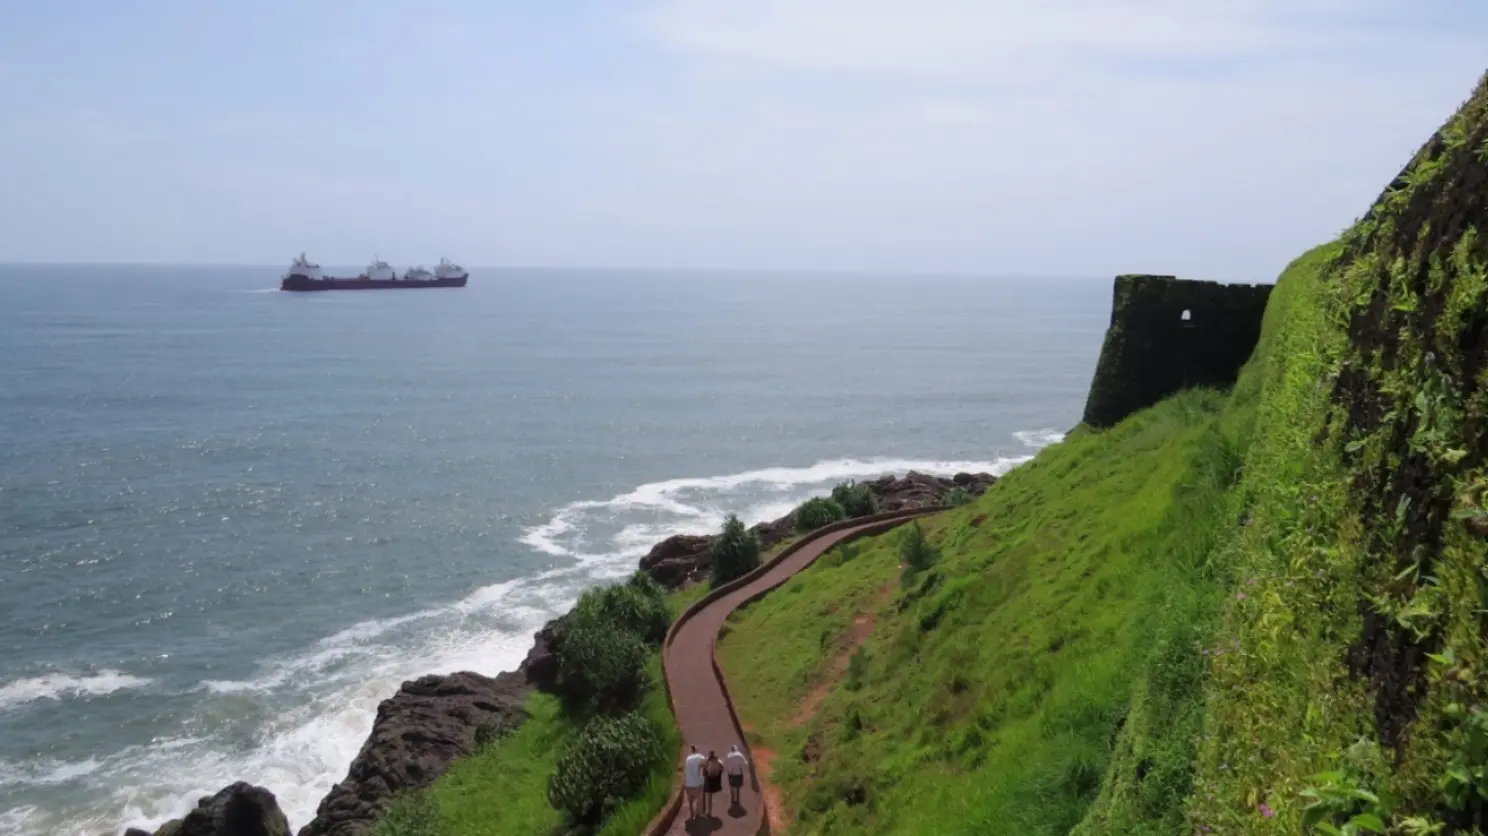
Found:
[2,1,1486,279]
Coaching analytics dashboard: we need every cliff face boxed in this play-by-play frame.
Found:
[1081,274,1272,429]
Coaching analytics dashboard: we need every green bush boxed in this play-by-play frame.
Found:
[832,481,880,518]
[554,621,650,712]
[625,570,668,603]
[899,521,938,586]
[711,514,762,587]
[795,497,847,532]
[570,582,670,646]
[374,791,440,836]
[547,711,665,826]
[943,487,973,507]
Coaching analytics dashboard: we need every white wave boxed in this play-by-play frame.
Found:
[1014,428,1066,448]
[0,671,152,710]
[520,454,1033,561]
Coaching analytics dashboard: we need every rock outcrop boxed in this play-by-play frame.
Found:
[134,782,290,836]
[636,471,998,589]
[296,671,528,836]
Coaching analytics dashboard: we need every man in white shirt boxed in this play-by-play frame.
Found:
[683,745,706,820]
[725,744,749,808]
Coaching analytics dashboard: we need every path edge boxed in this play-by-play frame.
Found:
[641,507,942,836]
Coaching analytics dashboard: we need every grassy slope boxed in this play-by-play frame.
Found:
[426,658,679,836]
[717,388,1246,835]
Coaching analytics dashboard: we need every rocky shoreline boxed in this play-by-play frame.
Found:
[127,471,994,836]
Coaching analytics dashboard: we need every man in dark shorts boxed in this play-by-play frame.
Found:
[725,744,748,808]
[702,749,725,816]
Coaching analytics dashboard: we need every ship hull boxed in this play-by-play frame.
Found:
[280,275,468,292]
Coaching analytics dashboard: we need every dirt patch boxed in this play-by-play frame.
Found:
[788,582,894,728]
[747,733,789,835]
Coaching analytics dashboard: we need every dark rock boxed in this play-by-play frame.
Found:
[646,556,706,588]
[158,782,289,836]
[638,534,711,571]
[750,515,796,550]
[297,671,529,836]
[518,616,564,692]
[124,829,154,836]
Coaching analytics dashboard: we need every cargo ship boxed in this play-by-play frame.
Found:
[279,254,469,291]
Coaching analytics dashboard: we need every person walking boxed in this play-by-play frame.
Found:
[684,745,706,820]
[725,744,749,808]
[702,749,725,817]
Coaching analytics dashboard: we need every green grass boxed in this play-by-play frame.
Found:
[716,388,1244,835]
[420,657,680,836]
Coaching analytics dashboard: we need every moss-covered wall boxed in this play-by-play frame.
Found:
[1081,275,1272,429]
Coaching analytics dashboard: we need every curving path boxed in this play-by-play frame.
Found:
[647,508,941,836]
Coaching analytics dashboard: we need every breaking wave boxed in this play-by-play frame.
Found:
[0,671,153,711]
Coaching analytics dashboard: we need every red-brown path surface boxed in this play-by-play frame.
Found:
[655,512,936,836]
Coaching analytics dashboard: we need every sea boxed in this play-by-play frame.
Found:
[0,265,1110,835]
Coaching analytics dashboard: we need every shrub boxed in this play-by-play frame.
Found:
[547,712,664,826]
[899,521,939,586]
[795,497,847,532]
[554,621,650,712]
[943,487,974,507]
[832,481,880,518]
[374,791,440,836]
[473,718,514,751]
[711,514,761,587]
[625,569,668,603]
[570,582,670,646]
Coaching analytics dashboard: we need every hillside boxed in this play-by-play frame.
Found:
[716,71,1488,835]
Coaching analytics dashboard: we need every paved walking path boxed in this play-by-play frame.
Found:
[653,510,938,836]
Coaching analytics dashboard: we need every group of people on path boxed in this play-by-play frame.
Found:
[683,744,749,821]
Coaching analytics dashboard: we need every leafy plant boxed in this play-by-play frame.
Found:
[1299,751,1396,836]
[711,514,762,587]
[796,497,847,532]
[832,481,880,518]
[943,487,974,507]
[554,621,649,712]
[546,712,665,826]
[1437,703,1488,812]
[899,521,939,586]
[569,581,671,646]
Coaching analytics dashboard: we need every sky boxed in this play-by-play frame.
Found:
[1,1,1486,280]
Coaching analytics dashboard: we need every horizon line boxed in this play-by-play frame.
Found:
[0,261,1259,283]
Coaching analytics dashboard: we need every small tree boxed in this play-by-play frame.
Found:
[795,497,847,532]
[943,487,973,507]
[711,514,761,587]
[554,621,649,712]
[547,712,664,826]
[899,521,938,585]
[571,582,671,646]
[832,481,880,518]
